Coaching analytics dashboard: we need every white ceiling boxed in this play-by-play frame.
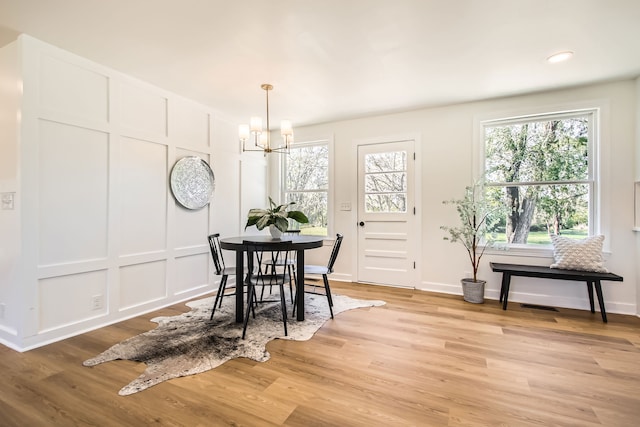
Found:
[1,0,640,128]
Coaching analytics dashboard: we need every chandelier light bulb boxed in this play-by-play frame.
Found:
[250,116,262,133]
[280,120,293,136]
[238,124,250,140]
[259,132,268,146]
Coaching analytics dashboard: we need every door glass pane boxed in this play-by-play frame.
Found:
[365,151,406,173]
[365,194,407,213]
[364,150,407,213]
[365,172,406,193]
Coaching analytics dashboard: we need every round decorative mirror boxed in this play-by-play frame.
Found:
[170,156,215,209]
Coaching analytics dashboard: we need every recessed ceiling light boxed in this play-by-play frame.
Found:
[547,51,574,63]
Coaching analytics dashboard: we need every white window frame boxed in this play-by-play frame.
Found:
[474,105,606,257]
[281,137,333,237]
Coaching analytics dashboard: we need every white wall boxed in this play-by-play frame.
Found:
[0,40,20,339]
[0,35,244,351]
[295,80,638,316]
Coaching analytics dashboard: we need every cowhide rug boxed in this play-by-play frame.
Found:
[83,292,385,395]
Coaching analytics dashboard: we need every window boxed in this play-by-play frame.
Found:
[482,110,597,246]
[283,140,329,236]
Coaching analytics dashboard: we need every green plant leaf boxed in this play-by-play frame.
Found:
[245,214,262,229]
[441,179,507,281]
[274,216,289,232]
[245,197,309,232]
[287,211,309,223]
[255,215,272,230]
[268,196,278,210]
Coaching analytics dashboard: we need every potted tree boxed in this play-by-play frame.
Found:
[441,181,501,303]
[245,197,309,239]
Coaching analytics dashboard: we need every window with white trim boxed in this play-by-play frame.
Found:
[482,109,597,246]
[283,140,329,236]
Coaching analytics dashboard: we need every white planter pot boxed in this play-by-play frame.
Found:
[268,224,283,239]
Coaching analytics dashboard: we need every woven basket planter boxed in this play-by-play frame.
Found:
[461,278,486,304]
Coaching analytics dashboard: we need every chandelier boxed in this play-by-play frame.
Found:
[239,83,293,155]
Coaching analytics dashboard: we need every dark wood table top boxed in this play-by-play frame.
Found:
[220,235,324,251]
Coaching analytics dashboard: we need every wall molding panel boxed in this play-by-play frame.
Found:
[0,34,237,351]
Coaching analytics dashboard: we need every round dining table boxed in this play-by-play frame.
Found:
[220,235,324,322]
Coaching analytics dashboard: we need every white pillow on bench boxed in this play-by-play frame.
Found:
[550,234,608,273]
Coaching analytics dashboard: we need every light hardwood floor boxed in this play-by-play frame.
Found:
[1,281,639,426]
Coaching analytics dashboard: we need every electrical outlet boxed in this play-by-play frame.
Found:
[91,295,104,311]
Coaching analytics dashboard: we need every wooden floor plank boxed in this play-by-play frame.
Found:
[1,281,639,426]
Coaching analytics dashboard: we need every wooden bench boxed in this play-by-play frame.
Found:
[490,262,623,323]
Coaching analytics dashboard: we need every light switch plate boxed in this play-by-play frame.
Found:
[1,193,15,210]
[340,202,351,211]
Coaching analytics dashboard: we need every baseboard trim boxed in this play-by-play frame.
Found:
[10,287,217,352]
[419,280,636,316]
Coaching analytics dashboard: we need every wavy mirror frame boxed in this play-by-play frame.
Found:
[170,156,215,210]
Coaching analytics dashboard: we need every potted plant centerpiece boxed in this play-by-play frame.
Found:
[245,197,309,239]
[441,181,501,303]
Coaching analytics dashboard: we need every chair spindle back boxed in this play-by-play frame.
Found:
[326,234,344,273]
[207,233,225,275]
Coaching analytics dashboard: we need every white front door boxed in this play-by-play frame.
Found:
[357,139,416,287]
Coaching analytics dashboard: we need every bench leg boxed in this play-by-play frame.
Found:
[586,281,595,313]
[501,273,511,310]
[593,280,608,323]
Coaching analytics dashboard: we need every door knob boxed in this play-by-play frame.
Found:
[359,221,365,227]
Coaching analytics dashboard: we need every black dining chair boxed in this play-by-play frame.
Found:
[264,229,300,302]
[294,234,343,319]
[207,233,251,320]
[242,239,293,339]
